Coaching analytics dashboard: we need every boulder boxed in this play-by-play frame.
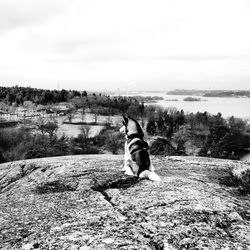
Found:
[0,155,250,249]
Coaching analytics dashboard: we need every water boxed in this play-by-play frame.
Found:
[134,92,250,161]
[131,92,250,120]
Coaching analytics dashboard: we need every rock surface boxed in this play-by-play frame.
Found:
[0,155,250,249]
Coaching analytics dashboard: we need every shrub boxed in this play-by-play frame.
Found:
[84,146,100,154]
[146,118,157,135]
[93,127,124,154]
[69,131,100,155]
[230,166,250,194]
[0,126,70,161]
[150,137,176,156]
[0,149,5,163]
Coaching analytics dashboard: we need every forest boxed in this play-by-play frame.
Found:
[146,108,250,159]
[0,86,144,117]
[0,86,250,163]
[0,86,82,104]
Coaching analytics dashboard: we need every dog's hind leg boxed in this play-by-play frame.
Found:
[124,160,136,176]
[149,164,155,172]
[122,141,131,171]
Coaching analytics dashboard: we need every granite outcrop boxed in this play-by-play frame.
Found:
[0,155,250,249]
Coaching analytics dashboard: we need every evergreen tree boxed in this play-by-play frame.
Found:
[146,117,157,135]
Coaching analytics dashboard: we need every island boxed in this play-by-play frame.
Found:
[183,97,201,102]
[167,89,250,98]
[130,95,164,103]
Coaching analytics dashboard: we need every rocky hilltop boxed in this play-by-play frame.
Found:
[0,155,250,250]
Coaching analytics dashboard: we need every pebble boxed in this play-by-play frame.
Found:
[21,243,34,250]
[79,246,91,250]
[70,245,79,250]
[228,212,243,221]
[103,238,114,244]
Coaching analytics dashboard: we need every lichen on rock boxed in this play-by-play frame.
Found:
[0,155,250,249]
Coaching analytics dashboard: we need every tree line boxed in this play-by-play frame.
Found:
[145,107,250,160]
[0,120,125,163]
[1,85,250,162]
[0,86,145,117]
[0,86,83,105]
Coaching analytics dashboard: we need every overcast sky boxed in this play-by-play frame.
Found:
[0,0,250,91]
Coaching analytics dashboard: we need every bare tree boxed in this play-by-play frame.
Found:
[81,106,85,123]
[92,109,99,124]
[105,115,112,127]
[78,125,92,151]
[66,107,75,123]
[80,125,91,139]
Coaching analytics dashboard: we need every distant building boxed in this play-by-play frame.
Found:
[51,105,70,115]
[0,110,18,121]
[0,110,7,122]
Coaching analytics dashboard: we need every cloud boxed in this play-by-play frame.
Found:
[0,0,66,34]
[0,0,250,91]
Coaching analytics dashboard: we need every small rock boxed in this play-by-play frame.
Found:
[116,214,126,222]
[103,238,114,244]
[158,221,167,228]
[228,212,243,222]
[221,247,231,250]
[21,243,33,250]
[70,245,79,250]
[179,238,193,248]
[50,226,62,231]
[79,246,90,250]
[163,240,176,250]
[195,204,205,211]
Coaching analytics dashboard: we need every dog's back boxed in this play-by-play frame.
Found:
[127,137,150,176]
[131,149,150,176]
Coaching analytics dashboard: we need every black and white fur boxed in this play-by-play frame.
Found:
[120,115,160,181]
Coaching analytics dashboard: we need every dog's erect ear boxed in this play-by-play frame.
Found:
[122,115,128,125]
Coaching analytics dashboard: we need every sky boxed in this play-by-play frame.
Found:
[0,0,250,91]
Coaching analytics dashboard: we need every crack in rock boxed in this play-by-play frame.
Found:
[90,176,141,206]
[1,155,250,249]
[0,163,44,193]
[91,185,116,207]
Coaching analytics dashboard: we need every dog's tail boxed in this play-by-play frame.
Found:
[139,170,161,181]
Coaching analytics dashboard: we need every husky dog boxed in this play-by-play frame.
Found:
[119,115,160,181]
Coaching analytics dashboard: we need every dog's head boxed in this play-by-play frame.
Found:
[120,115,144,139]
